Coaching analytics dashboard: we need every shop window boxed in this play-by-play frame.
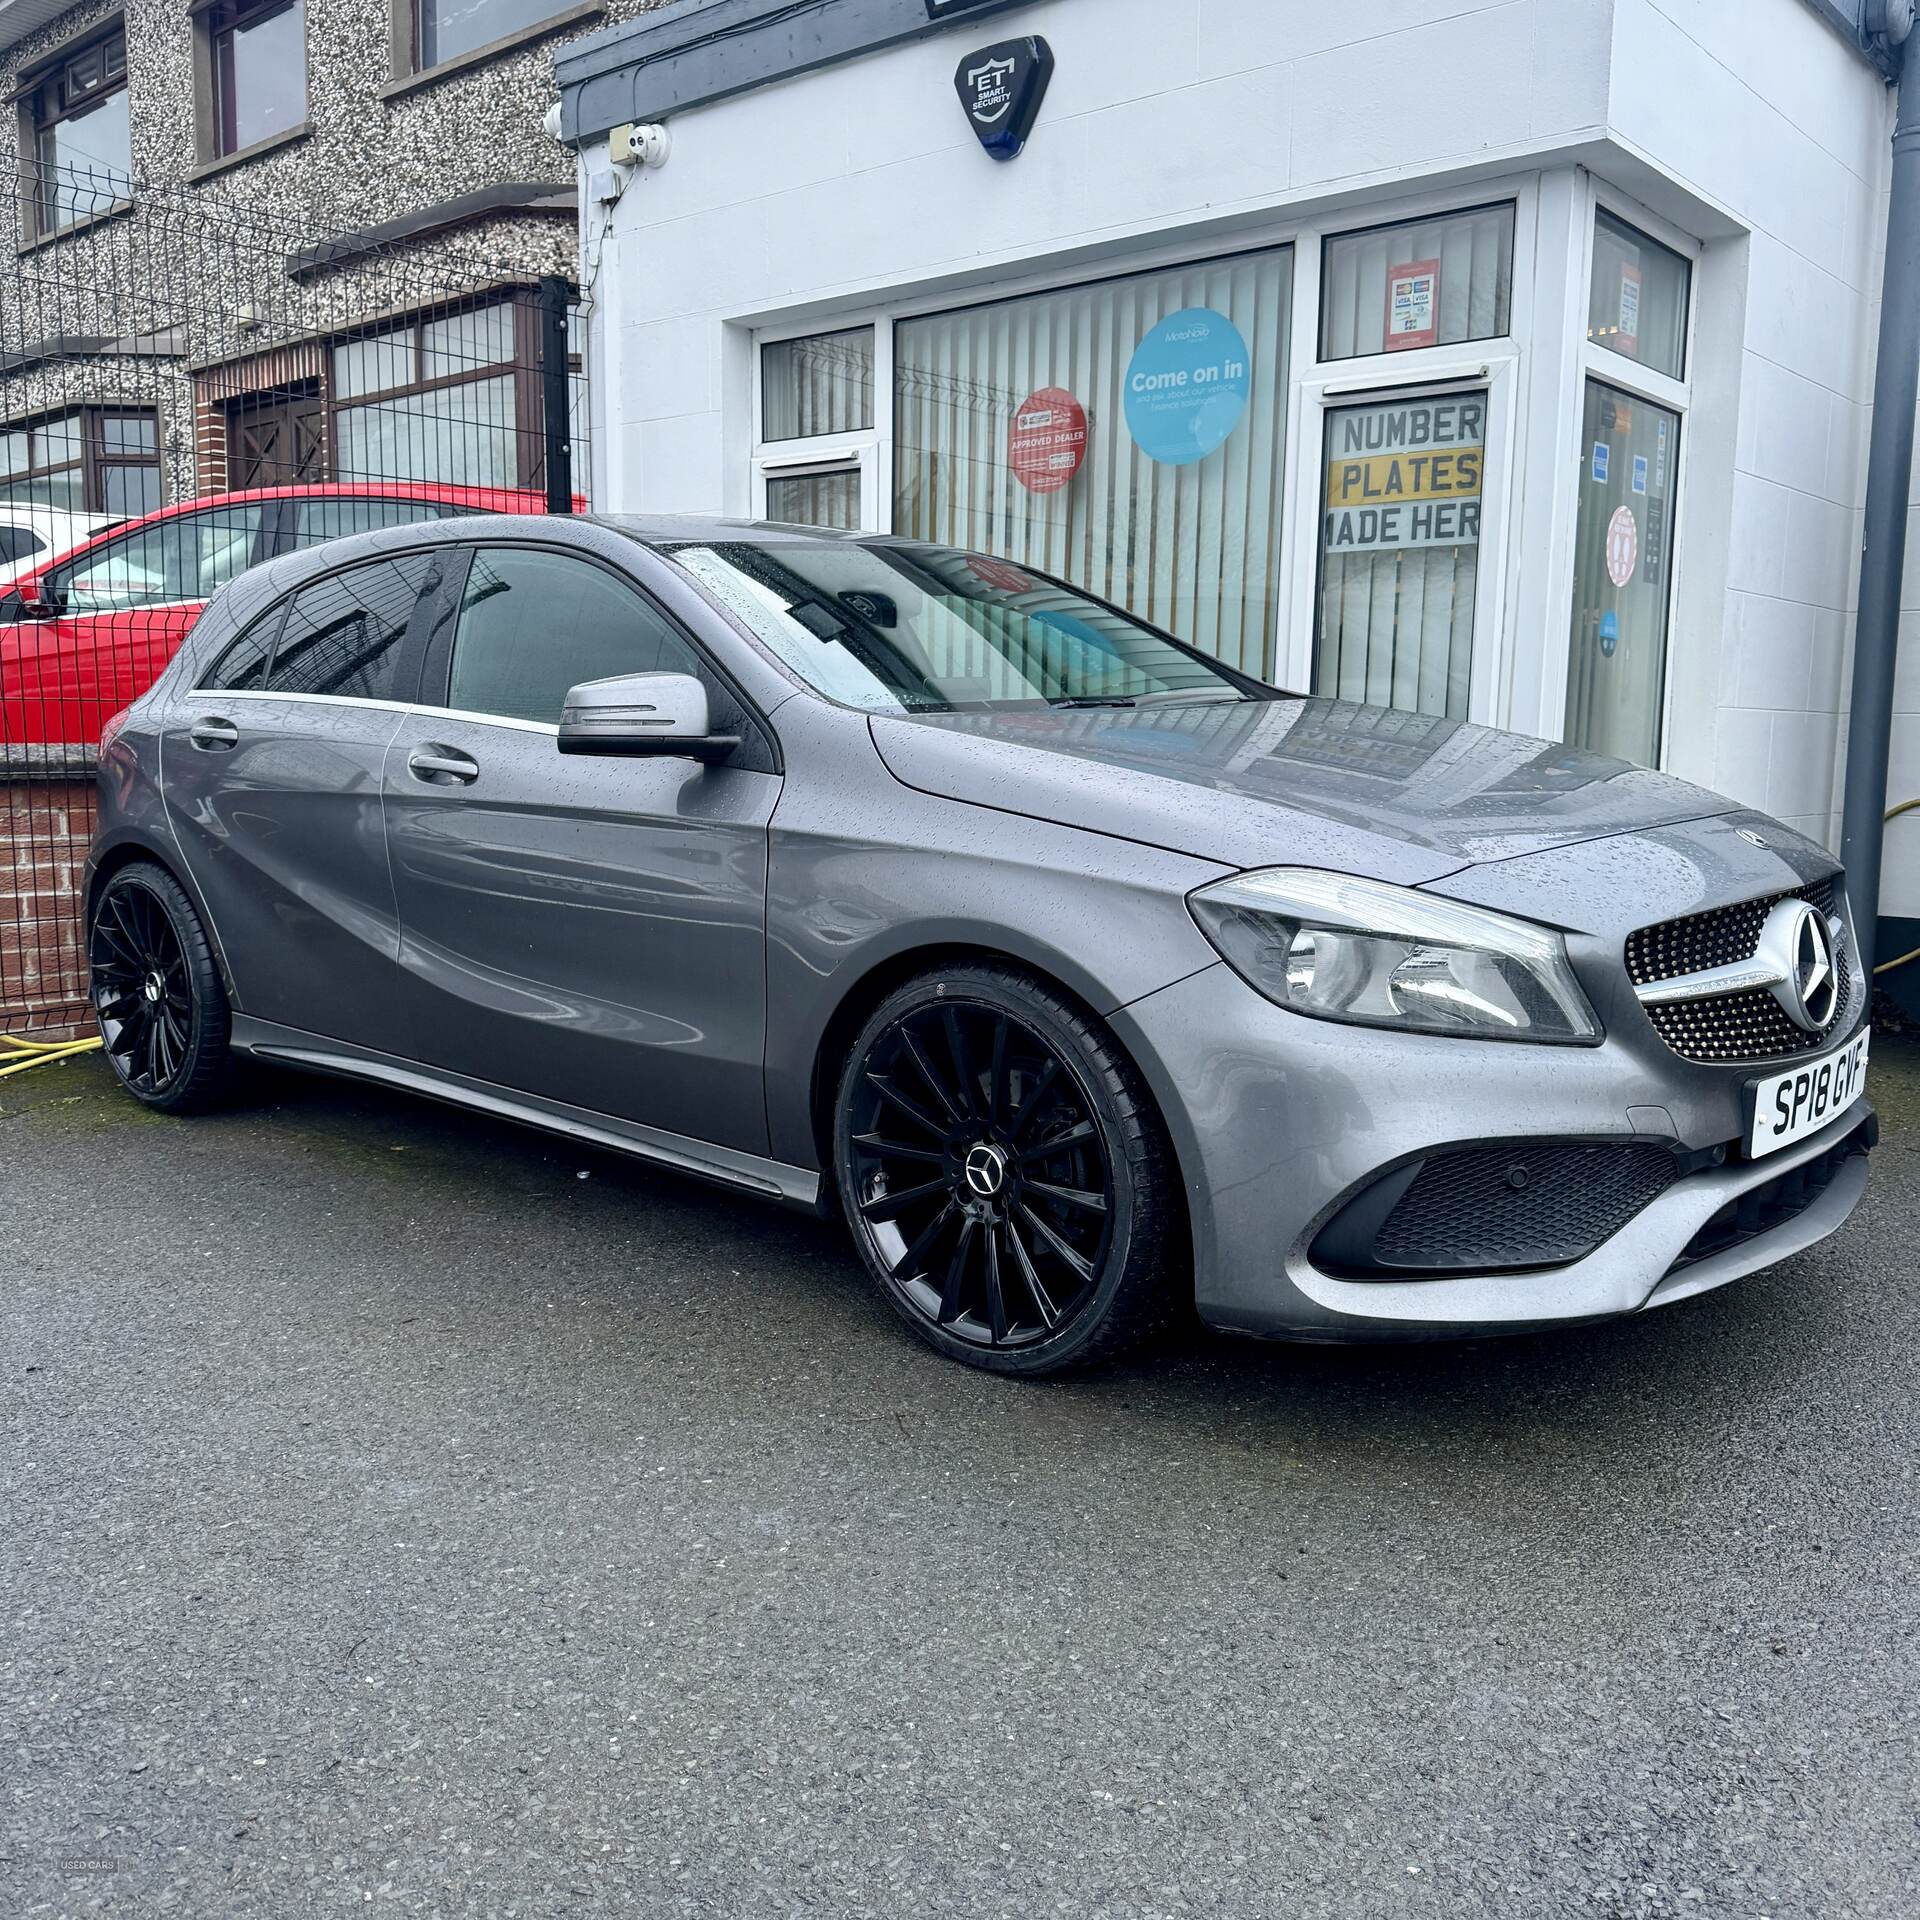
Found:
[411,0,583,72]
[330,299,525,489]
[893,248,1292,677]
[1314,387,1487,719]
[1564,381,1679,766]
[762,330,875,443]
[1587,210,1689,381]
[1320,205,1514,361]
[23,26,132,237]
[199,0,307,161]
[0,407,160,515]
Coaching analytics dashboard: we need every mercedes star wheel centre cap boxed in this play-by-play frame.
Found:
[963,1141,1009,1199]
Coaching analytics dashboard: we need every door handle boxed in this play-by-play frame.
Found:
[407,746,479,785]
[189,717,239,750]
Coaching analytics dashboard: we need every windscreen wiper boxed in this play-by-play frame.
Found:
[1047,695,1137,709]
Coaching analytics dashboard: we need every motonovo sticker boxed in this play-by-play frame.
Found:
[1123,308,1252,466]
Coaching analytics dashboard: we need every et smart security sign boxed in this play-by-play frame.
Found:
[1124,309,1252,466]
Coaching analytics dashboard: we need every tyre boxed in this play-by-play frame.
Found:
[88,862,233,1114]
[834,964,1180,1375]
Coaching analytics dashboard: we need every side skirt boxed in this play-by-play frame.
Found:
[229,1015,822,1210]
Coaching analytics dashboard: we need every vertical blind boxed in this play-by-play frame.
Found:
[762,330,875,442]
[1320,205,1515,360]
[893,248,1292,677]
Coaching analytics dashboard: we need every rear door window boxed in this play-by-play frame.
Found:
[264,552,438,702]
[445,546,701,725]
[57,506,266,610]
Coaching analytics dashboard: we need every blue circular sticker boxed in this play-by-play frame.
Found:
[1124,308,1252,466]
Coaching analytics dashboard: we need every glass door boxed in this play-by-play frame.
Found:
[1311,383,1491,720]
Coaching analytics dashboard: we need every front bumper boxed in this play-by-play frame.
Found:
[1111,962,1873,1341]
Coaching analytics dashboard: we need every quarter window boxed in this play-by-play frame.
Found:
[266,552,437,701]
[25,26,132,236]
[445,548,700,725]
[56,506,265,611]
[200,608,283,691]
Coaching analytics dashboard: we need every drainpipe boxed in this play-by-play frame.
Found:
[1841,6,1920,978]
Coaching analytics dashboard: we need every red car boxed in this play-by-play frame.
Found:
[1,482,564,749]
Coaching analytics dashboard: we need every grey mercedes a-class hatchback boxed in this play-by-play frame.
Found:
[86,515,1874,1373]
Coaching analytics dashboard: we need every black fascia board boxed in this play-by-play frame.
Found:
[555,0,1036,145]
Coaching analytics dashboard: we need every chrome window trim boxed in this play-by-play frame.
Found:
[182,686,561,735]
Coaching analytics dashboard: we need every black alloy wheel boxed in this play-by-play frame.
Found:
[89,863,233,1112]
[836,966,1177,1374]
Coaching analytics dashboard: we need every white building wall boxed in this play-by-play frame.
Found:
[1605,0,1894,894]
[579,0,1908,907]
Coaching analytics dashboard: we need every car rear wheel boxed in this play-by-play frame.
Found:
[89,863,233,1113]
[834,965,1179,1375]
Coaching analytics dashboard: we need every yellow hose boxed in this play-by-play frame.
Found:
[1875,798,1920,976]
[0,1032,103,1078]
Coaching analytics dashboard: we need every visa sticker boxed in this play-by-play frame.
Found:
[1591,442,1610,484]
[1632,454,1648,495]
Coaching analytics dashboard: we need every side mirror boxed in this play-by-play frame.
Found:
[557,671,741,762]
[16,575,62,619]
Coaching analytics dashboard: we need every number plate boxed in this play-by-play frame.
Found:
[1746,1030,1870,1159]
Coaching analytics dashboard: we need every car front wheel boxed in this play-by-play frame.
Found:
[89,862,233,1113]
[834,964,1179,1375]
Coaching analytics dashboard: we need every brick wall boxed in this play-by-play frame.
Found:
[1,778,96,1041]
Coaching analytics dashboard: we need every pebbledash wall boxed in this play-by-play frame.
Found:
[556,0,1920,929]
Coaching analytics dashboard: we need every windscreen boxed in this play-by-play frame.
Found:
[657,538,1263,715]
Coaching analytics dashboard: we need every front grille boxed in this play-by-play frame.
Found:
[1314,1141,1683,1278]
[1670,1116,1875,1271]
[1628,879,1849,1065]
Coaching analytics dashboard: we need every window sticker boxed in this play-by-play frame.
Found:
[1123,308,1252,466]
[1383,258,1440,353]
[1591,442,1610,484]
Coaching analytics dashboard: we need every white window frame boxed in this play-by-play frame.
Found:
[1280,189,1535,723]
[1543,175,1700,765]
[749,316,888,529]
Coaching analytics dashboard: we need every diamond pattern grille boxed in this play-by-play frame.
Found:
[1626,878,1848,1064]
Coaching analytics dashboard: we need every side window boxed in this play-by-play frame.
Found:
[294,497,459,546]
[266,552,436,701]
[0,526,45,565]
[58,507,265,611]
[199,606,283,691]
[446,548,702,725]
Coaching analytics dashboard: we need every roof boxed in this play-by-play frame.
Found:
[0,0,78,57]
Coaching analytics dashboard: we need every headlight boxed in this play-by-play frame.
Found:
[1188,868,1601,1044]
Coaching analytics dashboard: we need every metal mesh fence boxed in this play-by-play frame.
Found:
[2,158,586,1037]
